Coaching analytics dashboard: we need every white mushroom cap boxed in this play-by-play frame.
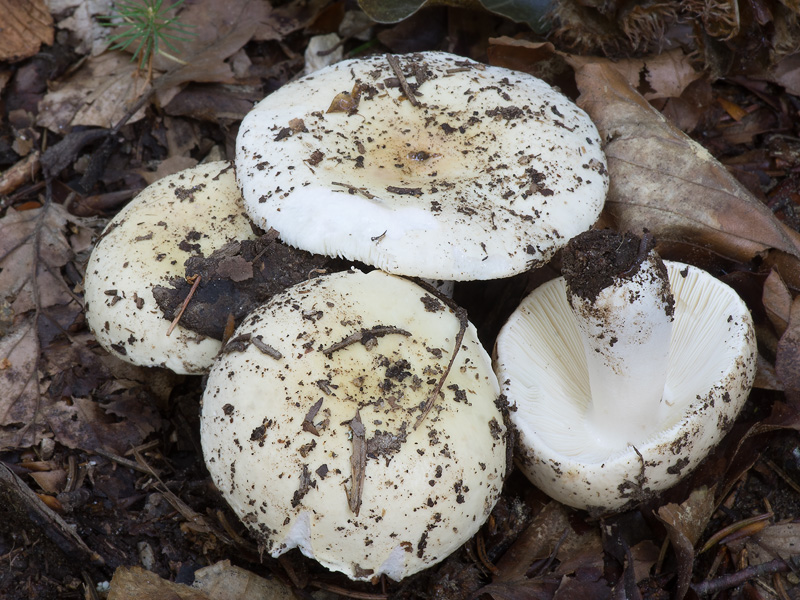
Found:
[200,269,507,581]
[84,162,257,374]
[493,260,756,512]
[236,51,608,281]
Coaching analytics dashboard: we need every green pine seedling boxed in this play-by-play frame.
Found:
[100,0,195,83]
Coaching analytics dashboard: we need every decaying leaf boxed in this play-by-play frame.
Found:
[0,202,166,452]
[567,49,704,101]
[108,566,211,600]
[747,521,800,563]
[776,295,800,395]
[656,485,716,600]
[36,52,154,132]
[193,560,294,600]
[0,0,54,63]
[0,203,81,314]
[573,61,800,264]
[763,269,792,337]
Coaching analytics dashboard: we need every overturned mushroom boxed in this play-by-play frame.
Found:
[84,162,257,374]
[493,230,756,512]
[236,51,608,281]
[201,269,508,581]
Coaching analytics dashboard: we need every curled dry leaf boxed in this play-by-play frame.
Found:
[193,560,294,600]
[573,61,800,264]
[776,295,800,396]
[0,0,54,62]
[655,485,716,600]
[763,269,792,337]
[567,49,704,102]
[107,566,210,600]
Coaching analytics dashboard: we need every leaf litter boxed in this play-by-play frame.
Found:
[5,2,800,599]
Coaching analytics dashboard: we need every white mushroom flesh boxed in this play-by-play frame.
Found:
[567,249,674,451]
[494,261,756,511]
[236,51,608,281]
[84,162,257,374]
[201,270,507,581]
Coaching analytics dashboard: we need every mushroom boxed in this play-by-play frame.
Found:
[235,51,608,281]
[200,269,508,581]
[493,230,756,512]
[83,161,257,374]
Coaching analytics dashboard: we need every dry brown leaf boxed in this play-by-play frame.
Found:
[0,202,165,452]
[568,49,703,101]
[763,269,792,337]
[762,52,800,96]
[776,295,800,395]
[574,61,800,263]
[108,566,211,600]
[0,203,80,314]
[0,0,54,63]
[38,0,266,133]
[150,0,270,74]
[193,560,294,600]
[747,522,800,563]
[0,320,47,447]
[656,486,716,600]
[137,156,199,186]
[36,52,153,133]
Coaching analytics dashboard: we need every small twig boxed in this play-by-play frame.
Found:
[321,326,411,355]
[166,274,201,336]
[386,54,420,107]
[91,447,156,475]
[692,558,790,595]
[332,181,376,199]
[413,306,468,429]
[251,336,282,359]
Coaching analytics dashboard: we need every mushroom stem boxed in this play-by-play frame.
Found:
[562,231,675,452]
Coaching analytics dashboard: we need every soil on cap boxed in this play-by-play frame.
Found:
[561,229,653,303]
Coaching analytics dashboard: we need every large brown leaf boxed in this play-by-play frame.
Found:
[573,60,800,263]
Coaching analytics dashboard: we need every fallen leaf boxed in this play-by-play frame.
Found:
[776,295,800,395]
[763,269,792,337]
[568,49,704,101]
[47,392,162,456]
[0,202,82,314]
[50,0,114,56]
[0,0,54,63]
[193,560,294,600]
[108,566,211,600]
[762,52,800,97]
[0,320,47,448]
[747,522,800,563]
[137,156,199,186]
[164,85,262,124]
[573,61,800,263]
[150,0,270,73]
[656,486,716,600]
[493,501,572,582]
[36,52,153,132]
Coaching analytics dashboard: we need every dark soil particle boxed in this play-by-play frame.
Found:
[561,229,646,302]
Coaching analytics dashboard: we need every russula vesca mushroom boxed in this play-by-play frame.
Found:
[200,269,508,581]
[84,161,257,374]
[235,51,608,281]
[493,230,756,512]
